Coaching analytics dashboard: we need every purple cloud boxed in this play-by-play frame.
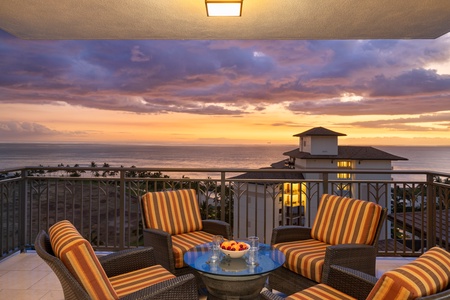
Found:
[0,29,450,127]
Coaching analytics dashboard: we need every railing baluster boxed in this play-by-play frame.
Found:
[220,172,226,222]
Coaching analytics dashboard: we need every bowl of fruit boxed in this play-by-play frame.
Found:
[220,240,250,258]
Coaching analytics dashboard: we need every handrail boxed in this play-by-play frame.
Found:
[2,165,449,174]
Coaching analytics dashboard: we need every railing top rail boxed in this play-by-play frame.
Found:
[1,166,449,177]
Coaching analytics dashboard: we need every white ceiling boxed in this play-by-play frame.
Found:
[1,0,450,40]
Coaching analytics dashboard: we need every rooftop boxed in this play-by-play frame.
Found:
[231,161,305,181]
[293,127,347,137]
[284,146,409,161]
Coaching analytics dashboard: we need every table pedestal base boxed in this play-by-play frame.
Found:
[201,272,268,300]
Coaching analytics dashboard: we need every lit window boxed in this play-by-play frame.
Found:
[337,173,351,179]
[282,183,301,206]
[337,161,352,168]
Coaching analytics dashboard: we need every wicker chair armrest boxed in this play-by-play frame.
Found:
[99,247,157,277]
[202,219,232,239]
[143,227,171,241]
[322,244,377,284]
[260,290,285,300]
[120,274,198,300]
[142,228,175,272]
[326,265,377,299]
[271,226,312,244]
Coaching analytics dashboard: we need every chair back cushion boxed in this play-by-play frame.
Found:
[311,194,383,245]
[141,189,203,235]
[49,220,118,300]
[367,246,450,299]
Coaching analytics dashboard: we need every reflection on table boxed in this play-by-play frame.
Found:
[184,243,285,300]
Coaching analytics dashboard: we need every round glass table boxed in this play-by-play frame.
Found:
[184,242,285,300]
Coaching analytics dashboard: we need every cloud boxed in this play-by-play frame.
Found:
[0,121,88,141]
[369,68,450,96]
[287,94,450,116]
[0,30,450,123]
[343,112,450,131]
[131,46,151,62]
[0,121,57,136]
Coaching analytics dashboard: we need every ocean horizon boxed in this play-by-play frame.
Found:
[1,143,449,180]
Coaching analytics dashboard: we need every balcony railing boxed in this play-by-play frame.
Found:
[1,166,449,261]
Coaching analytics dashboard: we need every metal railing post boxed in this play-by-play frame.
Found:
[322,172,329,195]
[426,173,436,249]
[19,169,27,251]
[119,170,126,250]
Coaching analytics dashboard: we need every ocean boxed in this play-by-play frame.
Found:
[0,143,289,170]
[0,143,449,179]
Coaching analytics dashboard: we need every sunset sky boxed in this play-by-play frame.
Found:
[1,30,449,146]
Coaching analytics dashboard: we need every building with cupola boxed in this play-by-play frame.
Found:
[232,127,407,243]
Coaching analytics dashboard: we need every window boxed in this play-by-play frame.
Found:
[337,160,352,180]
[337,173,351,179]
[337,161,352,168]
[282,183,301,206]
[280,182,306,226]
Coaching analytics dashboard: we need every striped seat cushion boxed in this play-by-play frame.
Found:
[311,194,383,245]
[172,230,215,268]
[141,189,203,235]
[49,220,118,300]
[110,264,175,298]
[367,246,450,299]
[287,283,356,300]
[273,239,328,282]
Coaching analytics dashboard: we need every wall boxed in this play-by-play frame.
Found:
[310,136,338,155]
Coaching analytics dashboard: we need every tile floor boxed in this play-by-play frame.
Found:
[0,251,415,299]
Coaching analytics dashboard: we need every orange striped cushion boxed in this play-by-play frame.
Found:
[49,220,118,300]
[311,194,383,245]
[110,264,175,298]
[287,283,356,300]
[141,189,203,235]
[367,246,450,300]
[172,230,215,268]
[273,239,328,282]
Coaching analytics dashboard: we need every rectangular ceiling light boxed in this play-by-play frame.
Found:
[205,0,243,17]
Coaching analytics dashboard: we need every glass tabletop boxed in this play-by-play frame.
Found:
[183,242,285,276]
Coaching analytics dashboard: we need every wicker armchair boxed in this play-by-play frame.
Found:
[269,194,387,295]
[35,225,198,299]
[140,189,231,278]
[262,246,450,300]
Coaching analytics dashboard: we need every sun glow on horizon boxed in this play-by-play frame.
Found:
[1,101,449,146]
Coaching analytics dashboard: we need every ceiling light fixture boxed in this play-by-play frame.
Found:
[205,0,243,17]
